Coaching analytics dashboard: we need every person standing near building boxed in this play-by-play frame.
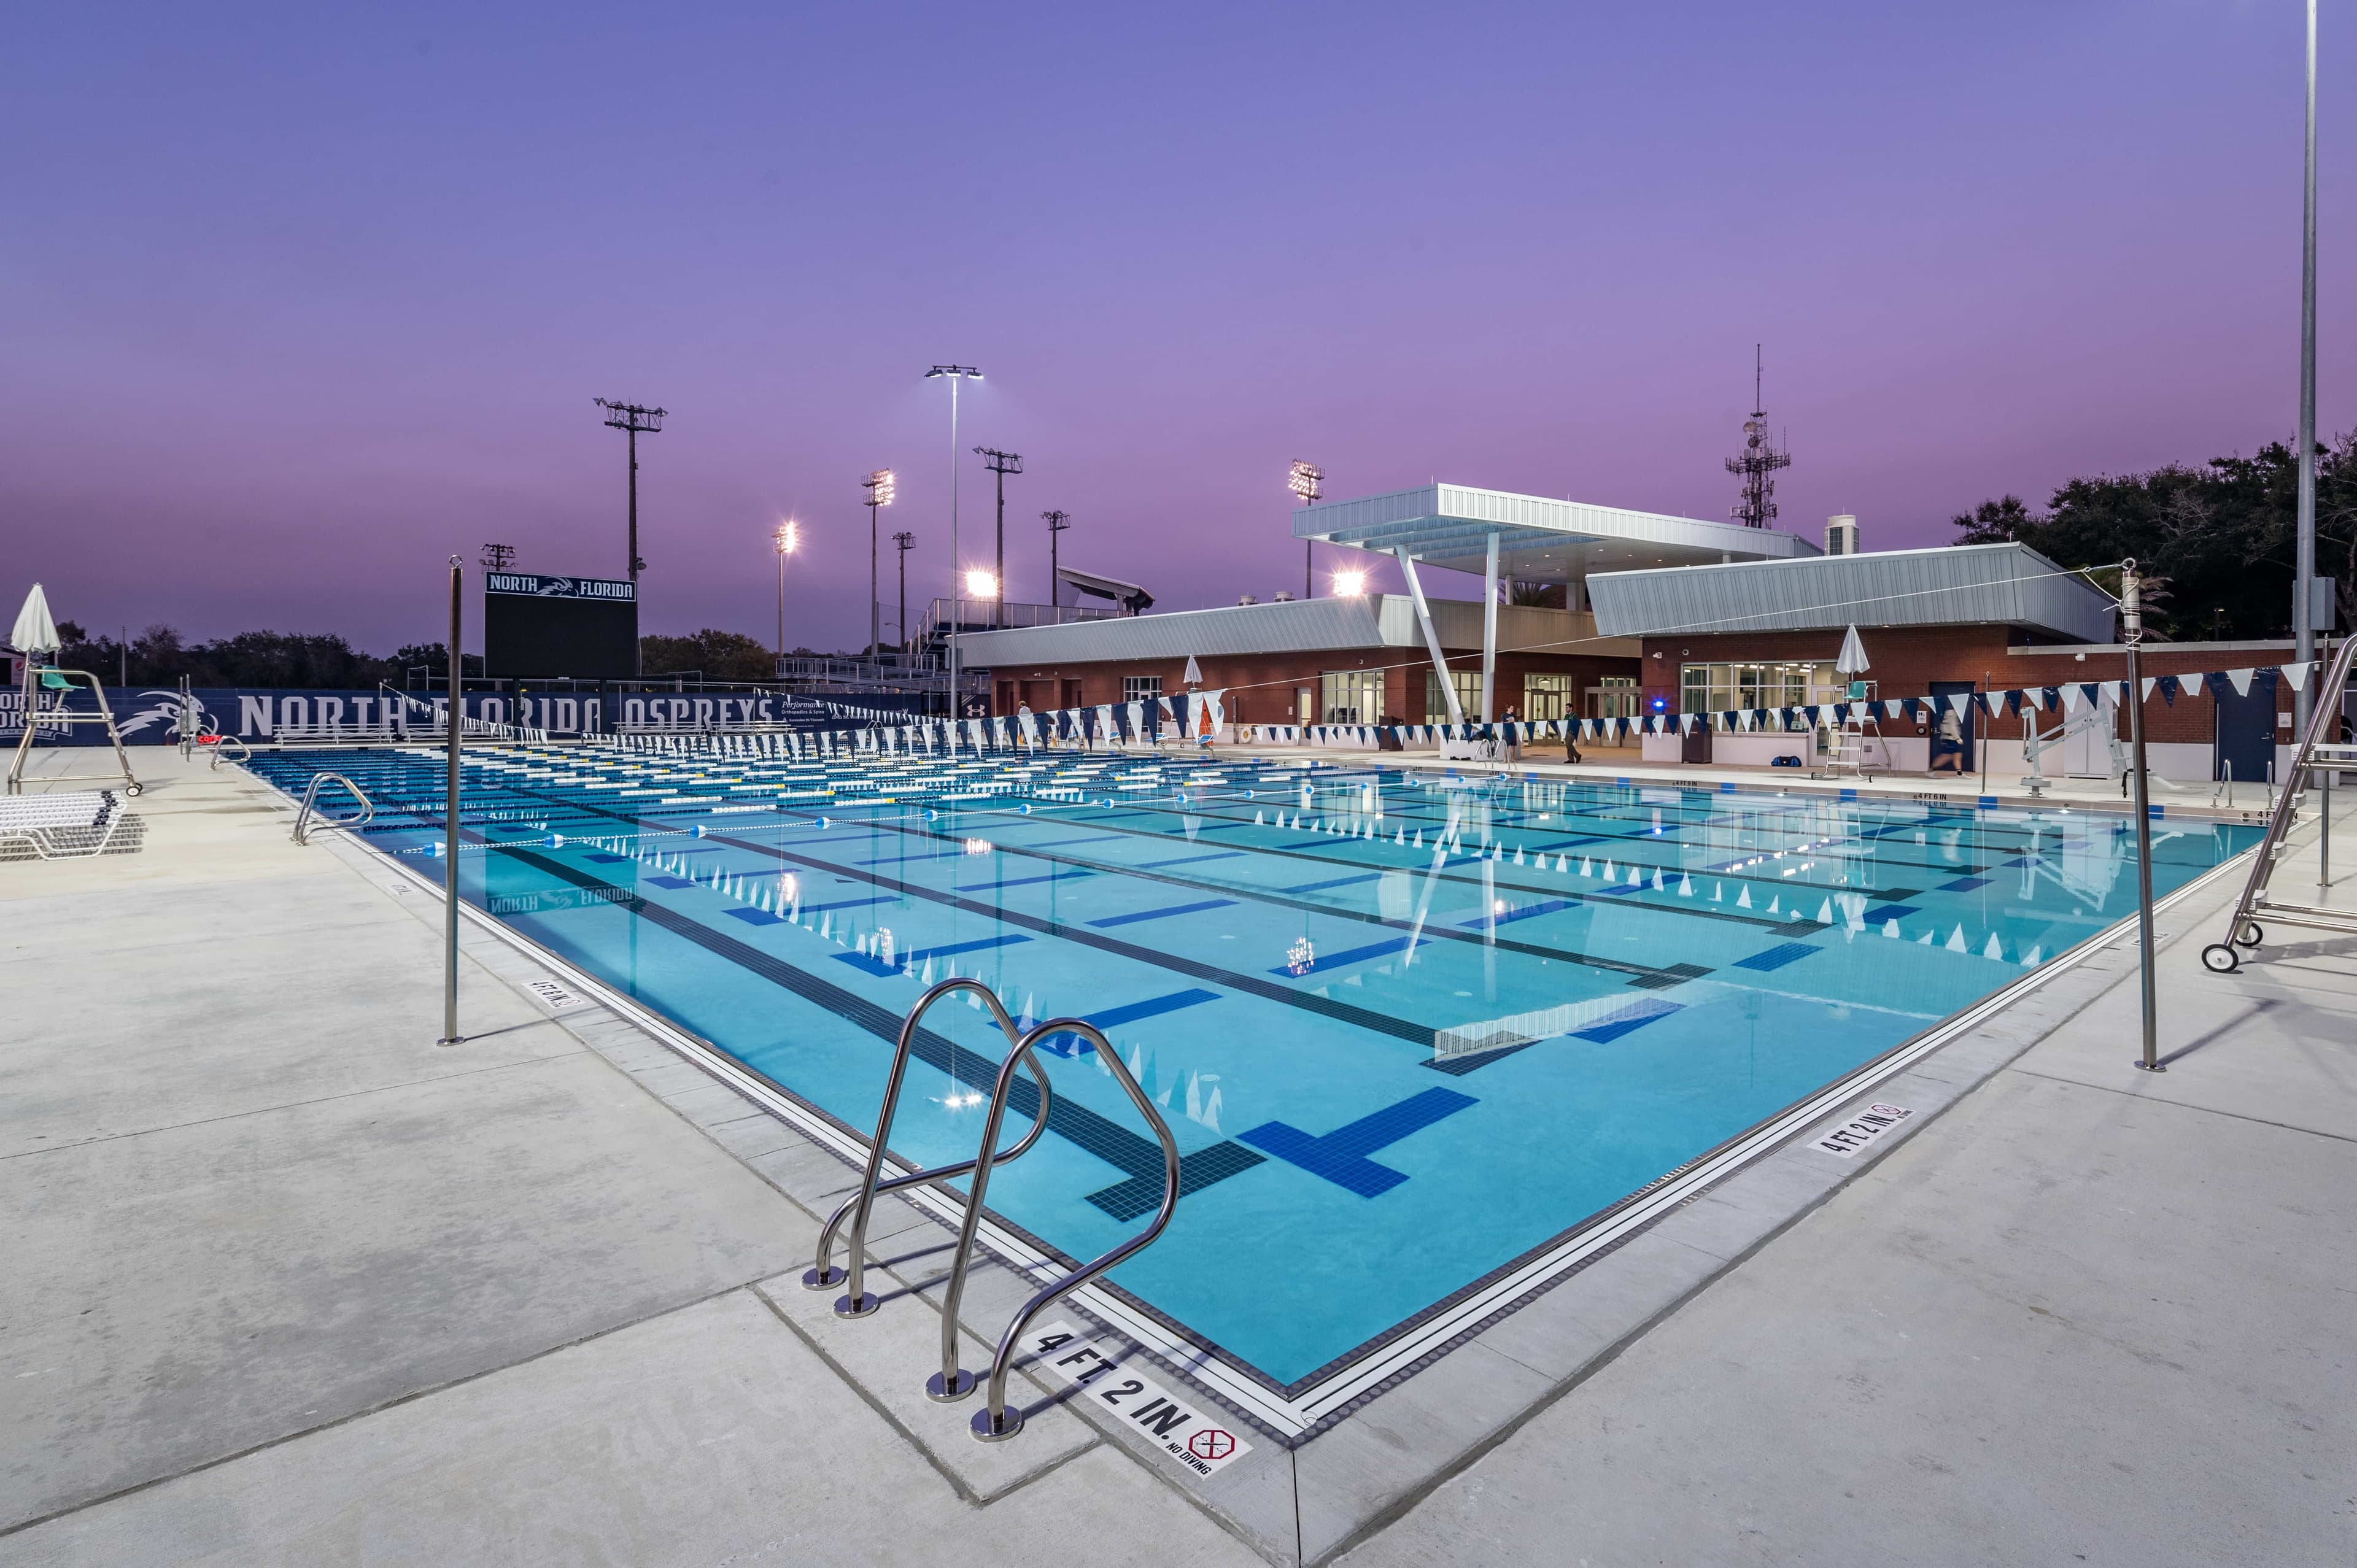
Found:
[1930,706,1965,773]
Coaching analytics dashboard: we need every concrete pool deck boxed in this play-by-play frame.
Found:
[1,746,2349,1566]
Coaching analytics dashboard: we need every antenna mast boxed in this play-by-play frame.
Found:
[1724,345,1791,530]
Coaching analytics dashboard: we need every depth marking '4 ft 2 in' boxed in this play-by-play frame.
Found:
[1021,1321,1253,1477]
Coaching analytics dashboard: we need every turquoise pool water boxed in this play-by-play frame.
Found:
[250,744,2258,1391]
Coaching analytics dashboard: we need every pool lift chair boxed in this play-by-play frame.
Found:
[807,976,1185,1445]
[7,666,141,797]
[2203,633,2357,974]
[2019,695,2126,798]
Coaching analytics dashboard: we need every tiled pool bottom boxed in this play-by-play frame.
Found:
[249,746,2259,1398]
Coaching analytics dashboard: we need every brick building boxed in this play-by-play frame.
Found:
[1593,543,2307,781]
[955,593,1644,730]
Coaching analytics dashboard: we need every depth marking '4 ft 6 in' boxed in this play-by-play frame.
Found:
[1021,1321,1253,1477]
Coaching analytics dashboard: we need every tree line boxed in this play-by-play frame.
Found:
[1952,431,2355,639]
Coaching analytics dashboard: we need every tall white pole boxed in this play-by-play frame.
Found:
[948,377,961,743]
[1480,532,1500,724]
[2294,0,2319,735]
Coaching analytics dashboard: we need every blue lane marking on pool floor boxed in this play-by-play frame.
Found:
[1240,1087,1478,1197]
[1571,997,1684,1043]
[1086,898,1238,929]
[958,868,1095,891]
[1862,903,1914,923]
[647,875,697,889]
[724,907,786,926]
[1137,849,1248,869]
[834,932,1031,976]
[1939,875,1991,892]
[1281,871,1387,894]
[1458,898,1574,929]
[1733,941,1819,972]
[1271,935,1428,976]
[1033,987,1226,1056]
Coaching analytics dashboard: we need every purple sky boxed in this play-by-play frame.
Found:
[5,1,2348,655]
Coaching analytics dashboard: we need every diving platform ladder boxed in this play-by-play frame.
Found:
[804,978,1186,1444]
[2203,634,2356,975]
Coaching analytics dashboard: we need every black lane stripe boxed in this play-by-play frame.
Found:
[489,844,1264,1220]
[850,813,1719,984]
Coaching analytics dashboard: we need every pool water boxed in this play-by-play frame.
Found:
[250,743,2258,1392]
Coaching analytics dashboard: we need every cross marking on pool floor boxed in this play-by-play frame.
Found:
[1240,1087,1477,1197]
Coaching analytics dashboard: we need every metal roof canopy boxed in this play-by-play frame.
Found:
[1586,542,2118,644]
[1295,483,1816,581]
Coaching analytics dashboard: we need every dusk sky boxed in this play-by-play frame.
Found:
[4,1,2347,656]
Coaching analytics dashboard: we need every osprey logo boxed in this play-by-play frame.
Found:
[116,689,202,740]
[533,577,578,597]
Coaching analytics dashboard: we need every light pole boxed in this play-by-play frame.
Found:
[1043,509,1071,620]
[893,530,916,666]
[1289,460,1325,598]
[925,366,983,719]
[864,469,894,673]
[595,398,666,675]
[2293,0,2320,736]
[975,448,1023,628]
[773,520,799,670]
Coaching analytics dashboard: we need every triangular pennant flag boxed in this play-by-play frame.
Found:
[2226,666,2254,697]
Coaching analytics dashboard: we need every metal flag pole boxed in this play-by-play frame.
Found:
[2124,562,2161,1073]
[439,556,463,1047]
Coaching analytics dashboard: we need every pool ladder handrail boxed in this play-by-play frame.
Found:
[950,1014,1182,1444]
[2204,634,2357,974]
[291,771,374,844]
[803,978,1058,1318]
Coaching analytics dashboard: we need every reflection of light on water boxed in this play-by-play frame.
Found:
[936,1090,986,1110]
[1285,936,1315,976]
[963,838,993,855]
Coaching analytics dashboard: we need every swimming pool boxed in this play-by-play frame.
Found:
[250,742,2259,1418]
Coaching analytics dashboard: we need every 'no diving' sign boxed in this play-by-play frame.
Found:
[1019,1321,1253,1477]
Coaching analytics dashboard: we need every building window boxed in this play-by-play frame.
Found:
[1122,675,1163,703]
[1321,670,1384,724]
[1679,662,1840,715]
[1523,673,1577,722]
[1591,677,1640,720]
[1424,670,1483,724]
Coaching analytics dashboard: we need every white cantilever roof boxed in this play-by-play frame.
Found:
[1586,542,2117,643]
[1293,484,1814,581]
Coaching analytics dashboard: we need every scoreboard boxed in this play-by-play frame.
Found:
[483,573,637,679]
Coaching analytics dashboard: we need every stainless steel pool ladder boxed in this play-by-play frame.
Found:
[810,980,1186,1446]
[805,978,1058,1316]
[291,772,374,844]
[948,1013,1180,1443]
[2203,635,2357,975]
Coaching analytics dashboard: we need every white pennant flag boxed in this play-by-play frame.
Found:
[2281,661,2315,692]
[2226,666,2254,697]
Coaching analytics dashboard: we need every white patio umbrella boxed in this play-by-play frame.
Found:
[1182,653,1202,686]
[1835,623,1870,676]
[11,582,59,655]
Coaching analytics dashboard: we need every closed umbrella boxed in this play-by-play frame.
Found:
[1182,653,1202,686]
[1835,624,1869,676]
[11,583,59,655]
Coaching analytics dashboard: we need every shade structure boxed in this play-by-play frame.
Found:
[1835,623,1870,674]
[10,583,58,655]
[1182,653,1203,686]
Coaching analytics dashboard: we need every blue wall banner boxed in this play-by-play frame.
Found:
[1,686,939,744]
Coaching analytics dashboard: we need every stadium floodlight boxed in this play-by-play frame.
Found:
[864,469,895,671]
[1332,568,1368,597]
[975,447,1023,628]
[925,366,983,717]
[965,568,998,599]
[1289,460,1325,598]
[596,397,667,675]
[773,520,799,663]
